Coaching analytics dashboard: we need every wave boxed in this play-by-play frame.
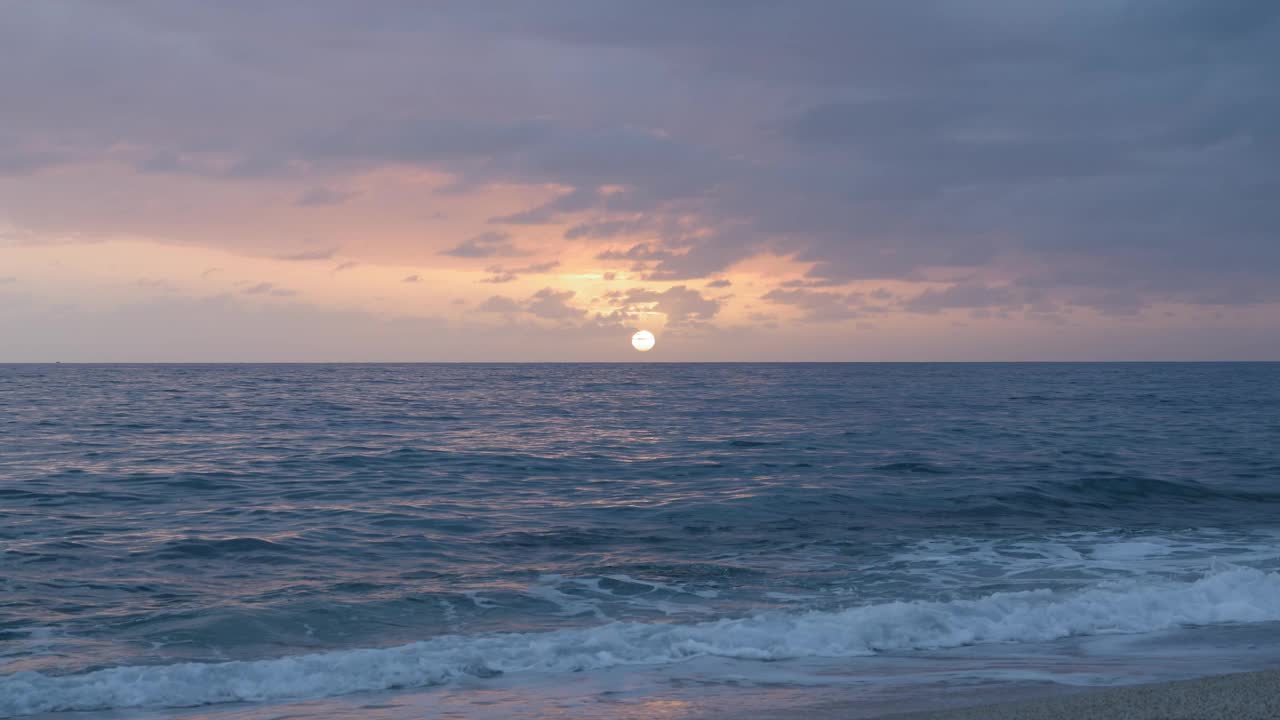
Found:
[6,566,1280,716]
[1062,475,1280,503]
[957,475,1280,520]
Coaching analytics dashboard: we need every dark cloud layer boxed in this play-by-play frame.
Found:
[3,1,1278,317]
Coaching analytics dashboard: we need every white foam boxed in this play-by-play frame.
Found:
[526,575,609,619]
[7,566,1280,716]
[522,574,719,620]
[882,529,1280,597]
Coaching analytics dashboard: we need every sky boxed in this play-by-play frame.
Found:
[1,1,1277,361]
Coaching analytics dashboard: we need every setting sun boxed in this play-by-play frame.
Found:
[631,330,656,352]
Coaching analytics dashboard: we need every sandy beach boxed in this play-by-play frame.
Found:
[872,669,1280,720]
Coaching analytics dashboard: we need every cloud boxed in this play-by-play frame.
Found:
[564,218,654,240]
[334,261,359,272]
[242,282,296,297]
[763,283,1053,321]
[617,285,721,326]
[485,1,1278,301]
[440,231,530,258]
[526,287,585,320]
[274,247,338,261]
[706,278,731,288]
[595,243,674,264]
[481,260,560,283]
[402,274,420,283]
[762,288,866,322]
[472,287,585,321]
[902,283,1022,315]
[1070,289,1147,317]
[2,0,1278,347]
[475,295,523,314]
[779,278,846,289]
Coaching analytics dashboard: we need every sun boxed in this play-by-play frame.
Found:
[631,330,656,352]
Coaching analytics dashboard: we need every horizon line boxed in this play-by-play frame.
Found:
[3,360,1278,366]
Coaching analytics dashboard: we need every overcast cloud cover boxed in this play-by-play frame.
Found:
[1,1,1277,360]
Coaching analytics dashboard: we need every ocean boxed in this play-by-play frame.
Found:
[3,363,1280,718]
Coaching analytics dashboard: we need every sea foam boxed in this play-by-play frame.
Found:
[5,566,1280,716]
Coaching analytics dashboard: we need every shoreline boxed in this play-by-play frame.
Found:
[22,664,1280,719]
[870,669,1280,720]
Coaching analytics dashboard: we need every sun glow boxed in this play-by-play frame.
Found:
[631,330,656,352]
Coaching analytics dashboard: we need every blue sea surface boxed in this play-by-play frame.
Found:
[3,363,1280,718]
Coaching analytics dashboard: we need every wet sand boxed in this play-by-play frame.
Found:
[873,669,1280,720]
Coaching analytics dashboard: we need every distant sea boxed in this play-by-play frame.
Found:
[4,363,1280,718]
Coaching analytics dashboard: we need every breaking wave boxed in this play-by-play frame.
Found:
[6,566,1280,716]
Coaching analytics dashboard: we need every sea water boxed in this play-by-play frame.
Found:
[2,363,1279,717]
